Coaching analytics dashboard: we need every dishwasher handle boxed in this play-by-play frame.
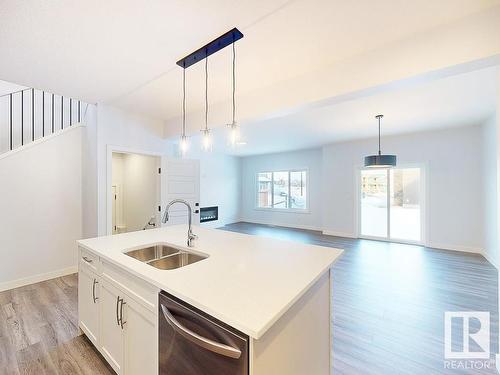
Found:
[161,304,242,359]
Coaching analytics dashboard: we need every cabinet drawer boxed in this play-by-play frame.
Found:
[101,260,158,312]
[80,247,99,273]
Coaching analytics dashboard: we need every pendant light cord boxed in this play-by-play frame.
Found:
[205,56,209,131]
[232,41,236,125]
[182,66,186,137]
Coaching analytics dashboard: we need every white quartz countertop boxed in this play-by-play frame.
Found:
[78,225,343,339]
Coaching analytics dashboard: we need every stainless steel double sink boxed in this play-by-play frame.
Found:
[124,244,207,270]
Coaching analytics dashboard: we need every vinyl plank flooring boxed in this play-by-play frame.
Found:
[222,222,499,375]
[0,275,114,375]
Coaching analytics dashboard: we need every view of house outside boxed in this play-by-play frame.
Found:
[361,168,421,241]
[258,170,307,210]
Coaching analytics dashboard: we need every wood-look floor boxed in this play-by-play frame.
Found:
[0,274,114,375]
[221,222,499,375]
[0,222,497,374]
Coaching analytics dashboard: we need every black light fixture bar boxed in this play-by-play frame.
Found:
[176,28,243,68]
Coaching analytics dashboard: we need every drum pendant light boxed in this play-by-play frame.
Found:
[364,115,396,168]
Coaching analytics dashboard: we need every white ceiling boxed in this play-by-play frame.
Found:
[190,67,497,156]
[0,0,498,121]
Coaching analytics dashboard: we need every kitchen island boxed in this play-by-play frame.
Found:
[77,225,343,375]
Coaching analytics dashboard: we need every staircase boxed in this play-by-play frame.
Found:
[0,86,89,155]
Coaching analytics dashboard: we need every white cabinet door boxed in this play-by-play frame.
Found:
[123,296,157,375]
[78,265,99,346]
[100,279,125,374]
[161,158,200,226]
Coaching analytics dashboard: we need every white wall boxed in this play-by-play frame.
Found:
[0,126,82,290]
[322,125,484,252]
[184,145,241,228]
[95,104,171,235]
[240,148,323,230]
[482,116,498,267]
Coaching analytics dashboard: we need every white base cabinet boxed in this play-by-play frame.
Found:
[78,247,159,375]
[78,263,99,346]
[100,279,125,374]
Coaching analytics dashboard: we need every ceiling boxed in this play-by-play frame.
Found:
[0,0,498,123]
[190,67,497,156]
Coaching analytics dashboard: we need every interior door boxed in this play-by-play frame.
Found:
[161,158,200,226]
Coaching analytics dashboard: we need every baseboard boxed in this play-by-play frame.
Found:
[238,219,323,232]
[482,251,499,269]
[202,217,241,229]
[427,242,483,254]
[321,230,356,238]
[0,265,78,292]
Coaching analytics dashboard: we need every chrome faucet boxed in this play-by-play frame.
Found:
[162,199,197,247]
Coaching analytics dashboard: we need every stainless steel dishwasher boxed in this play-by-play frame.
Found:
[159,291,249,375]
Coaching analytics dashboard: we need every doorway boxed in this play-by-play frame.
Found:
[111,152,161,234]
[359,166,424,244]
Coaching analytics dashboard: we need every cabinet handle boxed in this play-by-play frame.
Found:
[119,298,127,329]
[92,279,99,303]
[82,256,93,263]
[116,296,120,326]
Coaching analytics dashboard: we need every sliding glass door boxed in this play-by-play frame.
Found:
[360,167,423,243]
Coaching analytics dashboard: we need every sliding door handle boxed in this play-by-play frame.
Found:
[160,304,241,359]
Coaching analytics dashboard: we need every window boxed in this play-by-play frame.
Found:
[257,170,307,210]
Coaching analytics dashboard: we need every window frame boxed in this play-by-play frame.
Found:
[254,169,310,213]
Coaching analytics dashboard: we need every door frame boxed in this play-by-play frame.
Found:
[106,145,163,236]
[355,162,427,246]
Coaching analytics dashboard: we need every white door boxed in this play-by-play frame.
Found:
[161,158,200,226]
[123,296,157,375]
[359,167,424,244]
[100,279,124,374]
[78,265,99,346]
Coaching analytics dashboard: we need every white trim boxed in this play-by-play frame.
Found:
[239,218,322,232]
[0,266,78,292]
[253,207,311,214]
[427,242,483,254]
[106,145,164,235]
[0,124,84,161]
[322,230,356,238]
[482,251,498,269]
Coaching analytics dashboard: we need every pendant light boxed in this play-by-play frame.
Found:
[364,115,396,168]
[201,56,212,151]
[227,41,240,147]
[179,65,189,156]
